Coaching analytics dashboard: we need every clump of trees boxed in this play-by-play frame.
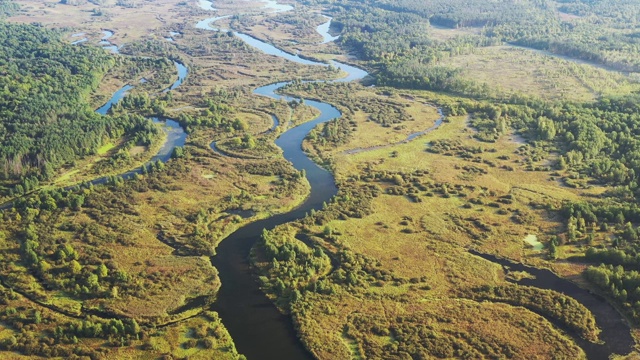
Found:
[0,0,18,16]
[585,264,640,323]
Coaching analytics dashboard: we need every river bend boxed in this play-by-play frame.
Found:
[196,4,634,359]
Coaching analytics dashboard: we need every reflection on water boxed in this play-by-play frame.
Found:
[198,0,216,11]
[196,3,369,359]
[100,30,119,54]
[164,62,188,92]
[524,234,544,251]
[316,15,340,44]
[195,15,231,31]
[263,0,293,12]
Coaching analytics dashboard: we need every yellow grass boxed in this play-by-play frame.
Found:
[52,130,166,187]
[298,292,584,359]
[238,12,343,61]
[442,45,638,101]
[241,111,273,134]
[341,94,441,152]
[9,0,194,43]
[429,24,481,41]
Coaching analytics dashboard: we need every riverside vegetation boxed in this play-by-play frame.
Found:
[2,0,640,359]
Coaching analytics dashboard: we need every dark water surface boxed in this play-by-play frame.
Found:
[471,251,634,359]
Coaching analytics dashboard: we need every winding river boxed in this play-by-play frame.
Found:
[191,3,635,359]
[196,9,364,359]
[55,1,639,358]
[471,251,633,358]
[89,61,188,185]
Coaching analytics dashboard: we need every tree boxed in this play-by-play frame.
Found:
[97,264,109,279]
[69,260,82,275]
[64,244,79,260]
[86,274,99,290]
[70,195,85,211]
[290,289,302,303]
[323,226,332,237]
[171,146,184,159]
[585,266,610,288]
[38,260,52,274]
[548,241,558,260]
[557,156,567,170]
[623,222,638,242]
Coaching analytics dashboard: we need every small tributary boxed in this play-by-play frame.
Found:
[89,61,188,185]
[471,250,633,358]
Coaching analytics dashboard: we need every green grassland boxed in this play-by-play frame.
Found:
[442,45,639,102]
[251,82,640,357]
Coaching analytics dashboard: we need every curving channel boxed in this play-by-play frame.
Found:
[471,251,633,358]
[316,15,339,44]
[89,61,188,185]
[195,3,635,360]
[195,6,365,360]
[210,81,362,360]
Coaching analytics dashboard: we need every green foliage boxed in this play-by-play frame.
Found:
[462,284,600,342]
[171,146,185,159]
[0,0,18,17]
[0,23,161,192]
[585,247,640,269]
[303,0,640,96]
[584,264,640,323]
[258,227,333,310]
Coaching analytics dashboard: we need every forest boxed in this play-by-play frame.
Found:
[0,23,162,195]
[0,0,18,16]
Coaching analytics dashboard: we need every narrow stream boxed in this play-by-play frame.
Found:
[198,0,216,11]
[89,61,188,185]
[343,106,445,155]
[0,62,188,207]
[99,30,119,54]
[471,250,633,358]
[316,15,339,44]
[71,32,88,45]
[164,61,188,92]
